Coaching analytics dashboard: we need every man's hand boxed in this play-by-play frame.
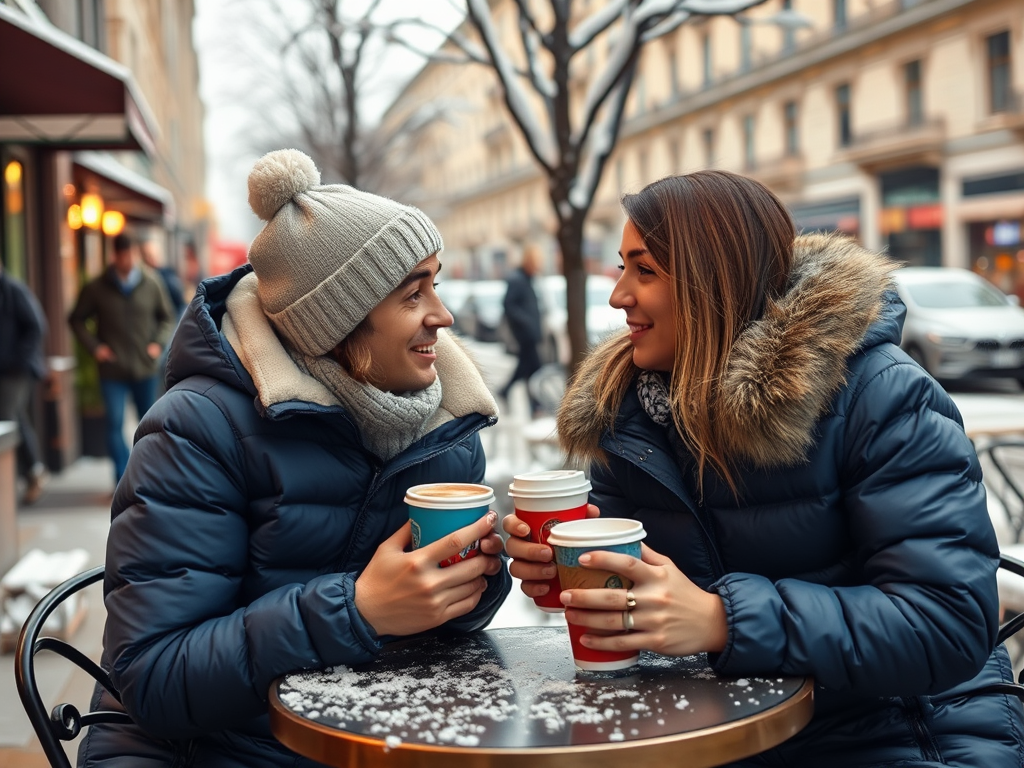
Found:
[147,342,162,359]
[355,512,503,637]
[94,344,116,362]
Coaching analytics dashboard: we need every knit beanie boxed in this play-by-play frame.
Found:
[246,149,444,356]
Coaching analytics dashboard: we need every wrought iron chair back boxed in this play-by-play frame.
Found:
[976,438,1024,544]
[14,565,133,768]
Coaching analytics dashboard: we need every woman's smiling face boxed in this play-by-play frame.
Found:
[610,220,676,372]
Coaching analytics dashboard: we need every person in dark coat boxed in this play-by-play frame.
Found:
[77,149,510,767]
[503,171,1024,766]
[68,232,174,484]
[499,245,544,416]
[0,262,48,503]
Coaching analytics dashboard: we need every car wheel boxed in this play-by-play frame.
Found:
[906,345,931,375]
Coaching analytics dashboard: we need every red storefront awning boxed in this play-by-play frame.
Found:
[0,5,157,154]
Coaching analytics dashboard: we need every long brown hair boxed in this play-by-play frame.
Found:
[592,171,795,493]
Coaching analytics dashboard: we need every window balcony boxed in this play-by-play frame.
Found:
[750,153,806,194]
[836,117,946,171]
[977,92,1024,135]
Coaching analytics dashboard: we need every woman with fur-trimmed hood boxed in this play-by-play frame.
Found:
[503,171,1023,766]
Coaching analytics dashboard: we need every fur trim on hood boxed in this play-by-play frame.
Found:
[559,233,896,469]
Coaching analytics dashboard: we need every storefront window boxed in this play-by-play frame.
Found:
[970,220,1024,301]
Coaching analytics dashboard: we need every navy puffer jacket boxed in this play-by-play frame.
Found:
[559,234,1024,767]
[78,265,511,767]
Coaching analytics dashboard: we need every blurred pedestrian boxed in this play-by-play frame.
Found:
[140,238,187,321]
[499,244,544,416]
[77,149,508,767]
[0,262,49,504]
[68,232,174,485]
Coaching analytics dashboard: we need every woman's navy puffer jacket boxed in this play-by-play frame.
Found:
[559,234,1024,767]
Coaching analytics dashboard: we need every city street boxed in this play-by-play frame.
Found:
[2,340,1024,764]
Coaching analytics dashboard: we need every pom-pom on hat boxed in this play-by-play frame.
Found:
[245,148,443,357]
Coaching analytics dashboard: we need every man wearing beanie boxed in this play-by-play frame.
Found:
[79,149,510,768]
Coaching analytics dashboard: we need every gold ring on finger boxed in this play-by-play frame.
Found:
[622,610,634,631]
[625,590,637,609]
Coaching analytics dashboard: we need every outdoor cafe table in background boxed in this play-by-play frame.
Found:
[269,626,814,768]
[950,392,1024,441]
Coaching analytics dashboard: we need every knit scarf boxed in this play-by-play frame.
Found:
[295,351,443,461]
[636,370,672,426]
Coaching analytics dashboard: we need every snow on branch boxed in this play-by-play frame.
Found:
[677,0,766,13]
[567,0,629,50]
[569,74,631,210]
[466,0,557,169]
[518,13,557,99]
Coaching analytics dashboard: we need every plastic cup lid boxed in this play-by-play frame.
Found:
[508,469,592,498]
[546,518,646,548]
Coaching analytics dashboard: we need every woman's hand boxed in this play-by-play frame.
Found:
[559,543,728,658]
[355,511,504,637]
[501,504,601,600]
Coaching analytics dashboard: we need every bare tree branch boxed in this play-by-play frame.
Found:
[517,12,557,99]
[466,0,557,170]
[567,0,629,50]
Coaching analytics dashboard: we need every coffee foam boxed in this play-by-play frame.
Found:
[415,485,488,499]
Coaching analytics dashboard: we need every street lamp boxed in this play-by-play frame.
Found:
[80,193,104,230]
[101,210,126,236]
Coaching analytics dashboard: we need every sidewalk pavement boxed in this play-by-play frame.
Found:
[0,457,113,767]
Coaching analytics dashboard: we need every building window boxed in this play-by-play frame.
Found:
[784,100,799,155]
[668,45,680,97]
[987,31,1012,114]
[740,23,752,73]
[833,0,847,31]
[905,60,923,126]
[836,83,852,147]
[743,115,756,169]
[702,31,712,88]
[703,128,715,166]
[782,0,795,53]
[669,137,681,173]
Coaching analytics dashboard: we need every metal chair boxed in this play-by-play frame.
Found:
[15,565,132,768]
[975,438,1024,544]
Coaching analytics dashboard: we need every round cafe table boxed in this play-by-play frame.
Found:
[269,626,813,768]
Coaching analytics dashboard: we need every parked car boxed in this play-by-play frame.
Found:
[891,266,1024,385]
[454,280,507,343]
[535,274,625,365]
[434,279,473,334]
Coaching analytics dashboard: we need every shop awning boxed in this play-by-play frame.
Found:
[73,151,175,225]
[0,5,157,154]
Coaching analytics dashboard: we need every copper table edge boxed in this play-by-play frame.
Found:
[269,677,814,768]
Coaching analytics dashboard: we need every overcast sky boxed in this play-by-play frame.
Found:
[192,0,464,244]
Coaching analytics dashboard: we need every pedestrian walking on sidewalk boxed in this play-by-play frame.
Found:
[0,262,49,504]
[506,170,1024,767]
[498,244,544,416]
[79,149,509,768]
[68,232,174,485]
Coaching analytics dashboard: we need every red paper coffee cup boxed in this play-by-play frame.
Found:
[508,470,592,612]
[548,518,646,672]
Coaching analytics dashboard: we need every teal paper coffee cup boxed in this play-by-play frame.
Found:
[405,483,495,567]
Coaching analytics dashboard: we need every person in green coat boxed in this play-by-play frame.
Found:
[68,232,174,484]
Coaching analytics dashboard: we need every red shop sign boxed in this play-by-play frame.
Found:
[907,203,943,230]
